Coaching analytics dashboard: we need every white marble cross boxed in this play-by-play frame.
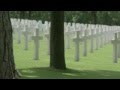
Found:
[90,29,94,53]
[32,28,43,60]
[73,31,81,61]
[82,29,88,56]
[111,33,120,63]
[95,26,99,50]
[102,27,106,45]
[100,27,104,48]
[22,25,31,50]
[17,25,22,44]
[65,25,71,49]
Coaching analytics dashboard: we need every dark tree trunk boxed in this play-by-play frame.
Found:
[50,11,66,70]
[0,11,19,79]
[20,11,26,20]
[28,11,32,20]
[91,11,97,24]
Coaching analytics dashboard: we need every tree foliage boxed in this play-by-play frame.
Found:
[9,11,120,25]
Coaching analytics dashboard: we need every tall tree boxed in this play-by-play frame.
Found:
[91,11,97,24]
[50,11,66,70]
[28,11,32,20]
[20,11,26,20]
[0,11,19,79]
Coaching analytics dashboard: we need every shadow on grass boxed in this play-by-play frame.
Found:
[19,67,120,79]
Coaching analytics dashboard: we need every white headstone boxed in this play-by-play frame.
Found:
[111,33,120,63]
[90,29,94,53]
[23,25,30,50]
[32,28,43,60]
[100,27,103,48]
[83,29,88,56]
[17,25,22,44]
[104,26,108,44]
[95,26,99,50]
[73,31,81,61]
[65,25,70,49]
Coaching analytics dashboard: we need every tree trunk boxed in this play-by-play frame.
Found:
[28,11,32,20]
[50,11,66,70]
[0,11,19,79]
[20,11,26,20]
[92,11,97,24]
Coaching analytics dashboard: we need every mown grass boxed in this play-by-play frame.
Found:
[13,34,120,79]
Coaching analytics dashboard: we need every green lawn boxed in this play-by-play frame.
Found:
[13,35,120,79]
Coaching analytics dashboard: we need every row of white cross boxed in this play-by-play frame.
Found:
[11,18,120,63]
[65,25,120,62]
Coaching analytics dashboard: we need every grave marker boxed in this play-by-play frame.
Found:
[83,29,88,56]
[95,27,99,50]
[111,33,120,63]
[23,25,30,50]
[90,29,94,53]
[65,25,70,49]
[73,31,81,61]
[32,28,43,60]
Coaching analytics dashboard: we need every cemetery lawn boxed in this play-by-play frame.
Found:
[13,37,120,79]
